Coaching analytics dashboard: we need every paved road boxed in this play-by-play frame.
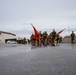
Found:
[0,43,76,75]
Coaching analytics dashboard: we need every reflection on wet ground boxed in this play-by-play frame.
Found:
[0,43,31,57]
[0,43,76,75]
[0,43,21,48]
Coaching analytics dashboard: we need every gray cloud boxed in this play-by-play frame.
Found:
[0,0,76,38]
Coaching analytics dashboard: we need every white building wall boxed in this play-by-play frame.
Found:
[0,34,4,43]
[0,33,17,43]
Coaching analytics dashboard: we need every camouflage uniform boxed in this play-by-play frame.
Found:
[70,31,75,44]
[56,34,60,45]
[51,29,57,46]
[30,34,36,46]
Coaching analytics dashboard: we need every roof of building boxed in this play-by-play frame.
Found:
[0,31,16,36]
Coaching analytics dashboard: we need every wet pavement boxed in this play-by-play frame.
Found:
[0,43,76,75]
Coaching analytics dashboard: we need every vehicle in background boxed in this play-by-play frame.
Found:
[7,41,17,44]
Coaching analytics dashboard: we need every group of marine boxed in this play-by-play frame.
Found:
[30,29,62,46]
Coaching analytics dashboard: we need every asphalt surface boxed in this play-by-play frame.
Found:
[0,43,76,75]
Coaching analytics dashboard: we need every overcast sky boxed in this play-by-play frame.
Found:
[0,0,76,38]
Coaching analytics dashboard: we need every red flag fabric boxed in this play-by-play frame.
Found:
[31,24,41,39]
[57,29,65,34]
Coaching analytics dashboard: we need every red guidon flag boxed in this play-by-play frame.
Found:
[57,29,65,34]
[31,24,41,39]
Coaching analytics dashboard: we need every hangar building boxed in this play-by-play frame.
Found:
[0,31,17,43]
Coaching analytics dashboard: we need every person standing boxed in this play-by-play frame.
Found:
[70,31,75,44]
[51,29,57,46]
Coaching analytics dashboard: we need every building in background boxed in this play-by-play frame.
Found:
[62,36,76,43]
[0,31,27,44]
[0,31,17,43]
